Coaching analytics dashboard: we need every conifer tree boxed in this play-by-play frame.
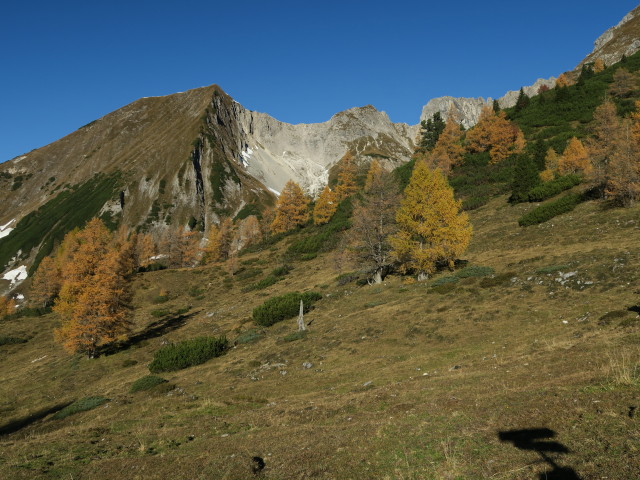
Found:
[510,154,541,203]
[31,255,62,308]
[515,88,530,112]
[53,218,131,357]
[218,218,234,260]
[346,162,399,283]
[136,233,156,268]
[558,137,591,176]
[610,68,636,98]
[587,99,620,189]
[539,147,560,182]
[389,160,472,279]
[313,185,338,225]
[431,114,465,173]
[364,159,383,193]
[202,223,222,264]
[606,120,640,206]
[418,112,446,153]
[335,152,358,200]
[271,180,310,233]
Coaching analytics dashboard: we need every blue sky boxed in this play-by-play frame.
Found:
[1,1,638,163]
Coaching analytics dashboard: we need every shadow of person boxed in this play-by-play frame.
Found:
[498,428,582,480]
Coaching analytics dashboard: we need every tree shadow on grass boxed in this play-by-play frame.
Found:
[99,311,200,356]
[498,428,582,479]
[0,401,74,436]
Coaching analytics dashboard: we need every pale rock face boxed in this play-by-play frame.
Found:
[577,6,640,69]
[233,104,417,197]
[419,76,556,129]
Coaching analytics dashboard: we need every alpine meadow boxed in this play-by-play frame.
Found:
[2,5,640,480]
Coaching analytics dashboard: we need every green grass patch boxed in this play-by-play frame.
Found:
[283,331,307,342]
[235,329,264,345]
[148,336,229,373]
[454,265,495,278]
[52,396,109,420]
[535,264,571,274]
[0,173,121,273]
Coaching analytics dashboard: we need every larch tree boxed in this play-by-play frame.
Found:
[30,255,62,308]
[555,73,573,88]
[430,113,465,173]
[313,185,338,225]
[202,223,222,264]
[271,180,310,233]
[346,162,399,283]
[236,215,262,249]
[53,218,131,358]
[610,68,636,98]
[593,58,605,73]
[136,233,157,268]
[558,137,591,176]
[586,99,620,189]
[0,296,16,317]
[605,120,640,206]
[335,152,358,200]
[389,160,472,280]
[466,107,525,164]
[540,147,560,182]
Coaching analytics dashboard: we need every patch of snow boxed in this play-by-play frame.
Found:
[0,219,15,239]
[240,147,253,168]
[149,254,168,260]
[268,187,280,196]
[2,265,27,286]
[16,294,24,300]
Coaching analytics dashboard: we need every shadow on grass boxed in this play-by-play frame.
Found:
[0,401,74,436]
[99,311,200,356]
[498,428,582,479]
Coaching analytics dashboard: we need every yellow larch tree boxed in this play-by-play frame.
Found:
[236,215,262,249]
[540,148,560,182]
[606,120,640,206]
[53,218,131,357]
[431,115,465,173]
[136,233,157,268]
[466,107,525,164]
[389,160,472,280]
[587,99,620,187]
[335,152,358,200]
[30,255,62,308]
[271,180,309,233]
[556,73,573,88]
[202,223,222,264]
[313,185,338,225]
[0,296,16,317]
[593,58,605,73]
[558,137,592,176]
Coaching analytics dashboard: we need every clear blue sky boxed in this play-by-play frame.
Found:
[1,1,638,163]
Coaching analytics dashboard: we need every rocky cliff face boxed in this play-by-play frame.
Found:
[577,6,640,70]
[419,77,556,128]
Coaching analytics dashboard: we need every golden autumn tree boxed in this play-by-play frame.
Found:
[431,114,465,173]
[53,218,131,357]
[593,58,605,73]
[271,180,310,233]
[136,233,157,268]
[236,215,262,249]
[605,120,640,206]
[0,296,16,317]
[202,223,222,264]
[558,137,591,176]
[556,73,573,88]
[313,185,339,225]
[587,100,620,188]
[335,152,358,200]
[217,217,235,260]
[466,107,525,164]
[540,148,560,182]
[30,255,62,308]
[610,68,636,98]
[389,160,472,280]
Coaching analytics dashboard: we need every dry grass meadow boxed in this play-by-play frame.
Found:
[1,195,639,479]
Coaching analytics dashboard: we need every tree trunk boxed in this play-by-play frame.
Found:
[297,299,306,331]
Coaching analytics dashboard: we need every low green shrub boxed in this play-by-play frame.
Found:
[535,264,571,274]
[151,309,169,318]
[518,193,583,226]
[148,336,229,373]
[336,272,359,286]
[271,264,292,277]
[130,375,168,393]
[152,294,170,304]
[462,196,489,211]
[52,396,109,420]
[121,359,138,368]
[480,272,517,288]
[253,292,323,327]
[526,174,581,202]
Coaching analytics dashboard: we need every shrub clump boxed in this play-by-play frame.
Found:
[526,174,582,202]
[253,292,323,327]
[283,331,307,342]
[454,265,495,278]
[0,336,28,346]
[148,336,229,373]
[52,396,109,420]
[518,193,583,226]
[235,329,264,345]
[130,375,168,393]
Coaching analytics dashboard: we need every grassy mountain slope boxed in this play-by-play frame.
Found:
[1,194,638,479]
